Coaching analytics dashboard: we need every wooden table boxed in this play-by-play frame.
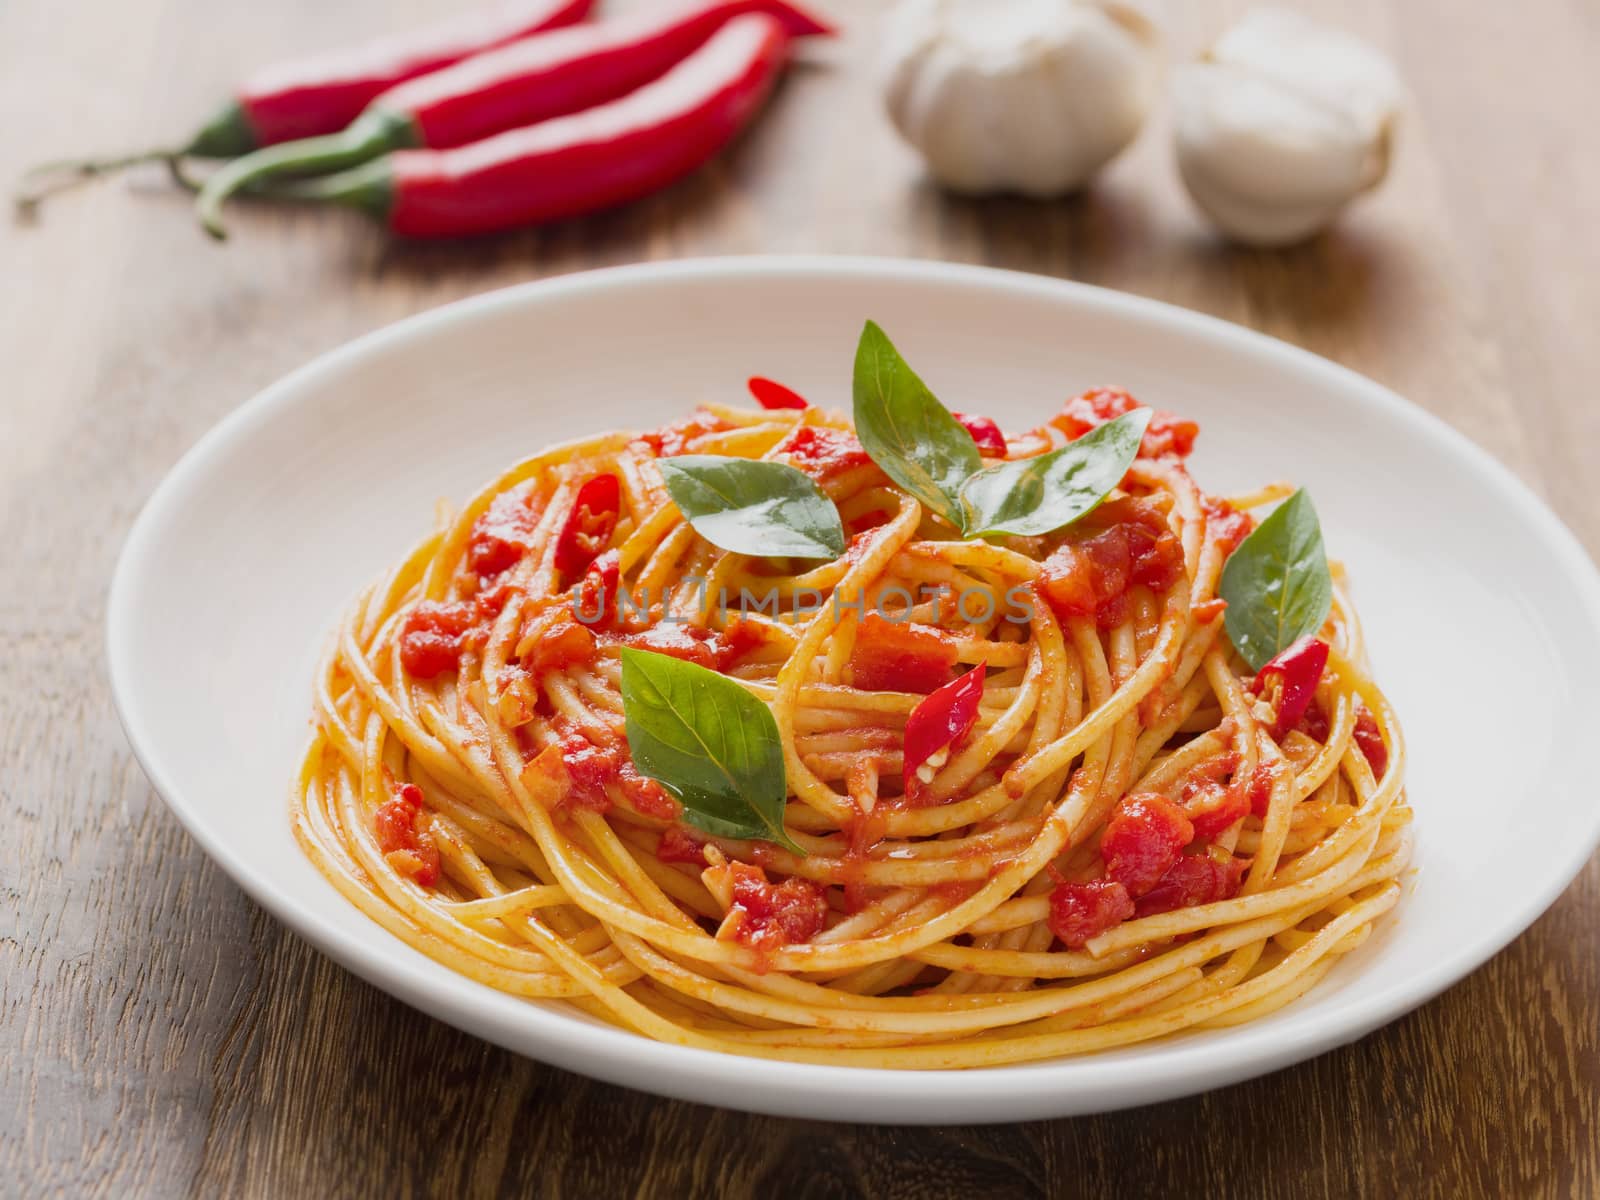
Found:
[5,0,1597,1194]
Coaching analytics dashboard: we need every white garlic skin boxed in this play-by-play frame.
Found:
[881,0,1162,198]
[1173,8,1402,247]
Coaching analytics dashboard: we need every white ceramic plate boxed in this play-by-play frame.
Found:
[108,257,1600,1123]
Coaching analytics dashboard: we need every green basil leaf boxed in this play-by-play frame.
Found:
[960,409,1151,537]
[852,320,981,529]
[620,648,802,854]
[658,455,845,560]
[1219,489,1333,672]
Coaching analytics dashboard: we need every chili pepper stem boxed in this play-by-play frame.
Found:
[14,150,179,218]
[256,160,396,222]
[15,101,257,219]
[196,109,415,240]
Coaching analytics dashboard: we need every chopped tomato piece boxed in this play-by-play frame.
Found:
[847,614,959,693]
[714,613,768,670]
[1352,705,1388,777]
[1250,636,1329,738]
[748,376,809,410]
[1037,496,1184,628]
[1135,852,1246,918]
[1101,793,1196,896]
[398,600,479,680]
[1298,699,1331,742]
[1048,877,1135,949]
[1051,388,1199,459]
[618,758,676,820]
[521,610,597,675]
[1180,752,1249,840]
[778,425,872,481]
[718,861,829,956]
[1247,761,1279,818]
[468,488,542,578]
[657,825,708,866]
[373,782,441,887]
[553,724,616,813]
[540,718,674,819]
[953,411,1007,456]
[642,408,735,457]
[1203,494,1254,556]
[553,474,620,577]
[903,661,986,784]
[474,574,522,619]
[621,622,719,668]
[573,549,621,628]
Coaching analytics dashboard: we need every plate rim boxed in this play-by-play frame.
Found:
[106,254,1600,1122]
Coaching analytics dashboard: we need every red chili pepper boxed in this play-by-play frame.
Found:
[15,0,594,213]
[748,376,810,410]
[903,661,986,783]
[1249,635,1329,738]
[953,412,1007,457]
[554,475,622,575]
[197,0,830,236]
[1352,706,1389,777]
[205,15,794,240]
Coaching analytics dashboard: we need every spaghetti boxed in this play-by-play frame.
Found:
[293,376,1410,1069]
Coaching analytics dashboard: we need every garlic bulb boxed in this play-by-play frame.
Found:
[880,0,1162,197]
[1173,9,1402,246]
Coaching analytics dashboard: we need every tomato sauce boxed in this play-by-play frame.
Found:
[1134,852,1246,918]
[540,718,676,820]
[846,613,959,693]
[1037,495,1185,629]
[1047,878,1135,949]
[778,425,872,481]
[1202,494,1254,555]
[641,408,735,458]
[373,782,442,887]
[398,600,481,680]
[720,860,829,959]
[1179,751,1250,841]
[1101,793,1195,895]
[1050,388,1199,459]
[468,488,542,578]
[656,825,709,866]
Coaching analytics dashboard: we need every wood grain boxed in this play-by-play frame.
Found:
[3,0,1597,1195]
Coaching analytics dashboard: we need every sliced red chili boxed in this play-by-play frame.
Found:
[1250,635,1329,738]
[554,474,621,576]
[953,412,1007,456]
[748,375,809,410]
[1352,706,1389,777]
[903,661,986,782]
